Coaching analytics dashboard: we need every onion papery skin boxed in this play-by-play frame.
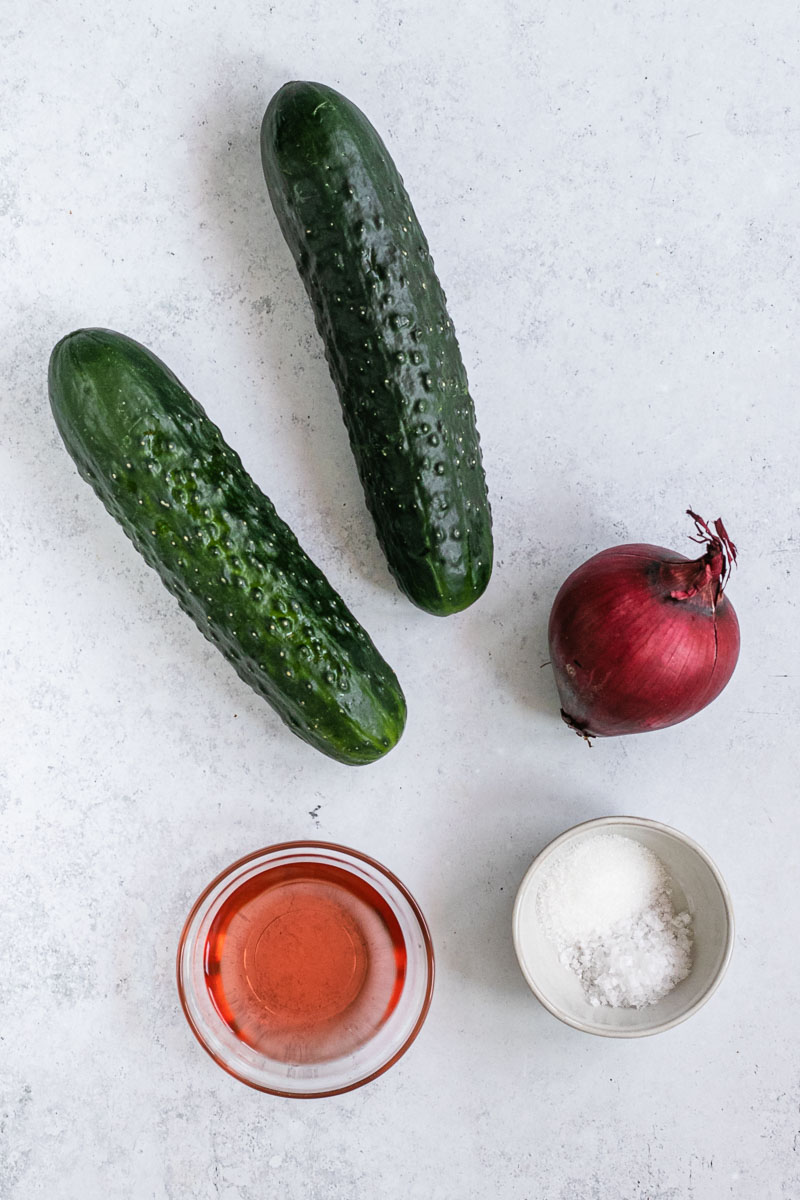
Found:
[548,543,740,738]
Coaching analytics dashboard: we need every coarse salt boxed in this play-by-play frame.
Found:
[536,834,693,1008]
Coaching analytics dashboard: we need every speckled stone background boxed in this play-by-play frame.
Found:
[2,1,799,1197]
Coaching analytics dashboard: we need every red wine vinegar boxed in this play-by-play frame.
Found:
[204,861,407,1064]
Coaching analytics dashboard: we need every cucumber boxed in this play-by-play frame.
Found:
[48,329,406,765]
[261,81,493,616]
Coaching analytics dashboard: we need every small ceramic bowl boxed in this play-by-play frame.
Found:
[512,816,734,1037]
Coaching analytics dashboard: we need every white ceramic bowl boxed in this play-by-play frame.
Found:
[512,816,734,1037]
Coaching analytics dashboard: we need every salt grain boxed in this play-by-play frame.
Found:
[536,834,693,1008]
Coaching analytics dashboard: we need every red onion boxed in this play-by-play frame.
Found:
[548,511,739,739]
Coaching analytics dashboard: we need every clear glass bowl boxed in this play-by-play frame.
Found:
[177,841,435,1097]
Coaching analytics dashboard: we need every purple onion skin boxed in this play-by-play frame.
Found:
[548,541,740,738]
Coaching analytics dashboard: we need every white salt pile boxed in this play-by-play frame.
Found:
[536,834,693,1008]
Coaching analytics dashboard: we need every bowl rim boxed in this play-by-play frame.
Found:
[511,815,735,1038]
[176,840,435,1096]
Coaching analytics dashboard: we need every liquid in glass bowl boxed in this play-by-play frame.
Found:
[177,842,434,1096]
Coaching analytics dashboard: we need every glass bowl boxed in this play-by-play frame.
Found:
[177,841,434,1096]
[512,816,734,1037]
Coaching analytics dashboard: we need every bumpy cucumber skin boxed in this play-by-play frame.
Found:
[261,81,493,616]
[48,329,406,765]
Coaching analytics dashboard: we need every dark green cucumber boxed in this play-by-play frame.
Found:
[48,328,406,765]
[261,81,493,616]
